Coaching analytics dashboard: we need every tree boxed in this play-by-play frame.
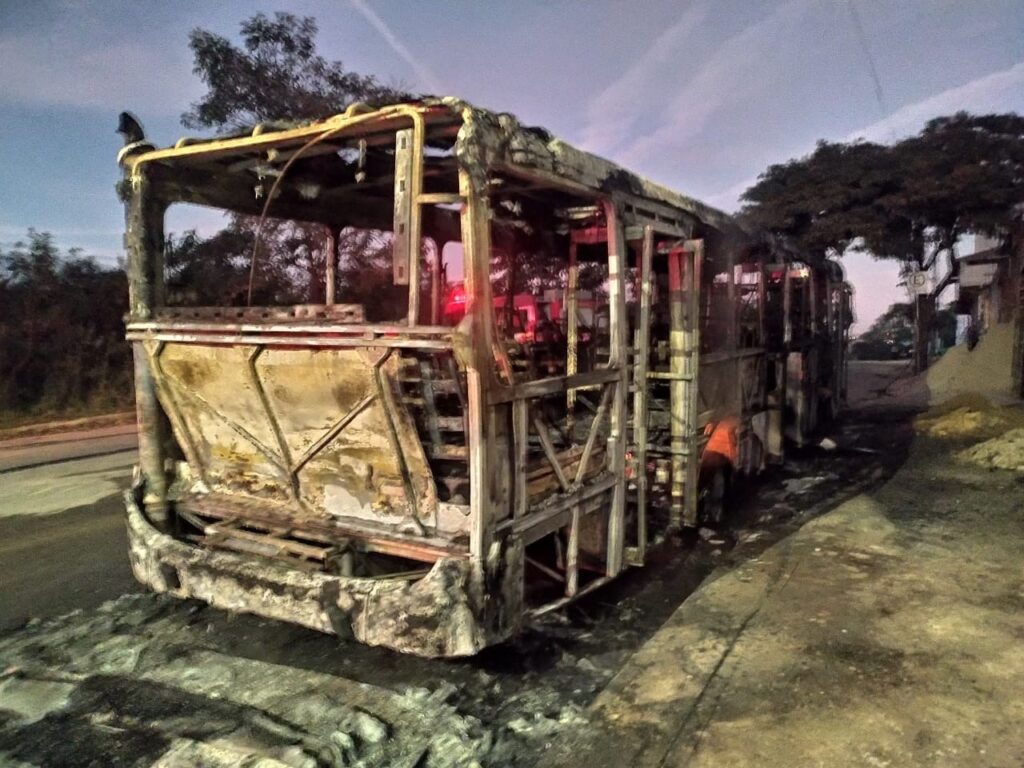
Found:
[851,303,914,360]
[741,112,1024,372]
[183,12,411,130]
[174,13,416,314]
[0,231,132,420]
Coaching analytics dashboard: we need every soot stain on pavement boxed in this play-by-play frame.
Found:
[0,385,912,766]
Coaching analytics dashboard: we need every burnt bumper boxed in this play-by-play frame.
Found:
[124,489,522,658]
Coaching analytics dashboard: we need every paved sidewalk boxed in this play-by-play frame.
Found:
[544,431,1024,767]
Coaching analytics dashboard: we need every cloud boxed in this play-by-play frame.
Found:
[579,4,707,156]
[845,60,1024,143]
[347,0,444,94]
[0,19,199,115]
[705,59,1024,212]
[616,0,814,169]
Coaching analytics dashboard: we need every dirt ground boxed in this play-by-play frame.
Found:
[1,362,1020,767]
[539,365,1024,767]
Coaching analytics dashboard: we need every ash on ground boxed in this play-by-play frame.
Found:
[0,383,902,768]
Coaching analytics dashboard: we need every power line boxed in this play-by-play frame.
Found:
[846,0,889,122]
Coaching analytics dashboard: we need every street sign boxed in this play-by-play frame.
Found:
[907,270,929,296]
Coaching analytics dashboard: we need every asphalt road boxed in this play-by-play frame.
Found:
[0,428,139,631]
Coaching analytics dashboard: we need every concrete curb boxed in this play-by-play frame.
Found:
[0,411,135,442]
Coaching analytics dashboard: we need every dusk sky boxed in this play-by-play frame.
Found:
[1,0,1022,332]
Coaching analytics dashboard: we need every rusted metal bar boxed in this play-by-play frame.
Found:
[146,341,210,490]
[325,229,337,306]
[566,241,579,423]
[668,247,686,528]
[247,346,303,506]
[125,166,170,528]
[290,391,376,475]
[566,505,580,596]
[128,320,453,336]
[783,266,793,345]
[574,382,613,486]
[459,161,496,562]
[503,474,616,543]
[393,129,414,287]
[632,225,654,561]
[531,575,614,617]
[532,415,570,492]
[430,239,442,325]
[526,556,566,583]
[683,240,704,526]
[513,399,529,518]
[488,368,620,404]
[182,497,466,562]
[604,200,628,576]
[126,331,452,351]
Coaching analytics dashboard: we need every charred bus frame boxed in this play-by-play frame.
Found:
[118,99,849,657]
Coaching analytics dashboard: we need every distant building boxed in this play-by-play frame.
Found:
[953,225,1024,397]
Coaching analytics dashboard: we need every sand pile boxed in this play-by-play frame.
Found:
[914,393,1023,439]
[918,405,1006,438]
[926,322,1016,404]
[958,428,1024,472]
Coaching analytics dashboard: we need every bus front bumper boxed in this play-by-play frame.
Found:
[124,487,522,658]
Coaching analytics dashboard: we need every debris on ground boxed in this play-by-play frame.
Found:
[957,427,1024,472]
[782,474,836,495]
[914,392,1014,439]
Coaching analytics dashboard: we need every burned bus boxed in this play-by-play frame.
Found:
[117,99,850,657]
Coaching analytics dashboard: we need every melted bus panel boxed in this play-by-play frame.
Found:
[118,99,849,657]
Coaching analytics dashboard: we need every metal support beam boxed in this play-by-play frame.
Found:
[125,167,170,529]
[604,201,628,576]
[632,225,654,561]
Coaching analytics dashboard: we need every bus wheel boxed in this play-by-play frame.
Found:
[700,466,729,527]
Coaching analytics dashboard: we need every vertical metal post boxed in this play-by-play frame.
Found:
[726,246,737,351]
[684,242,703,526]
[430,238,442,325]
[125,166,169,529]
[512,399,528,519]
[393,124,424,325]
[325,229,336,306]
[667,249,686,528]
[783,265,793,345]
[809,267,818,335]
[566,506,580,596]
[758,253,767,348]
[604,201,628,576]
[632,226,654,562]
[459,167,495,562]
[565,241,579,422]
[393,130,413,287]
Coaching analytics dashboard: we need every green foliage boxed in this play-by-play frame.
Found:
[741,112,1024,268]
[851,301,958,360]
[183,12,412,130]
[0,231,133,419]
[741,140,899,259]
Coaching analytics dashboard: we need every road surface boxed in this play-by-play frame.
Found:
[0,426,139,630]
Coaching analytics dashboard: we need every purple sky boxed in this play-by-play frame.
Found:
[1,0,1022,332]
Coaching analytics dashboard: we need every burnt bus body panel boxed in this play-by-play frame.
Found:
[118,99,848,656]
